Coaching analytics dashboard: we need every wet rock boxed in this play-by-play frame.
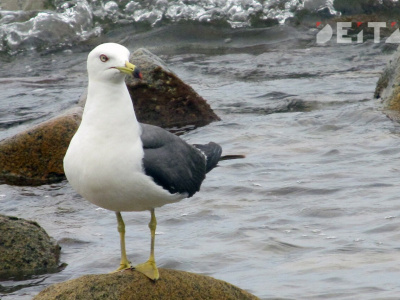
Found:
[0,107,82,185]
[33,268,259,300]
[374,45,400,119]
[126,48,221,128]
[0,214,61,280]
[79,48,220,128]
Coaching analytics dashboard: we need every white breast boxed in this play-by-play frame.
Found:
[64,81,184,212]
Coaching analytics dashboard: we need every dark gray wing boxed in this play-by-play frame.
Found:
[140,123,208,197]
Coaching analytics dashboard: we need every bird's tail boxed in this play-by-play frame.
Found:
[219,154,246,161]
[193,142,222,172]
[194,143,245,173]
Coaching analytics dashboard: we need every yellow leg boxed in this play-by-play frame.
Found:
[112,212,132,272]
[134,208,159,280]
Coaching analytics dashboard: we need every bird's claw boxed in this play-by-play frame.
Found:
[111,262,133,273]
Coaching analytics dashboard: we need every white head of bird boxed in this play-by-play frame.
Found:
[87,43,141,84]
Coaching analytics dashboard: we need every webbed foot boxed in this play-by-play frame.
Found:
[134,260,159,280]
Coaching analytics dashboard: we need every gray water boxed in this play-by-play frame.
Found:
[0,0,336,54]
[1,24,400,299]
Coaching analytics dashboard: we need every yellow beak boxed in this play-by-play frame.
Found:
[115,61,142,79]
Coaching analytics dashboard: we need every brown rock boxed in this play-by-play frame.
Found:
[0,214,61,280]
[375,45,400,120]
[126,48,221,128]
[0,107,82,185]
[79,48,220,129]
[34,268,259,300]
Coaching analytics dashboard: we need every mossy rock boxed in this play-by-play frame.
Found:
[79,48,221,129]
[374,45,400,120]
[126,48,221,129]
[0,215,61,280]
[34,268,258,300]
[0,107,82,185]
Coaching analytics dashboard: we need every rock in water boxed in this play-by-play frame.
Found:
[0,107,82,185]
[0,215,61,280]
[126,48,221,128]
[33,269,259,300]
[375,45,400,119]
[78,48,220,128]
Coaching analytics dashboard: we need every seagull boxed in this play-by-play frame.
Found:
[64,43,239,281]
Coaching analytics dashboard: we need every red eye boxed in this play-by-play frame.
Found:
[100,54,109,62]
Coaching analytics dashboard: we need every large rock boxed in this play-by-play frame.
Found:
[0,215,61,280]
[375,45,400,119]
[34,268,259,300]
[126,48,221,128]
[0,107,82,185]
[80,48,221,128]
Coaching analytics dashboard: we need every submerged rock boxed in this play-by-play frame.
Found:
[0,107,82,185]
[0,214,61,280]
[126,48,221,128]
[33,268,259,300]
[375,45,400,119]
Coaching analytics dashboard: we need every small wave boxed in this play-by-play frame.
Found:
[0,0,338,54]
[0,1,101,54]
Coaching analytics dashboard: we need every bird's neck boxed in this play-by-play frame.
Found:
[82,80,141,140]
